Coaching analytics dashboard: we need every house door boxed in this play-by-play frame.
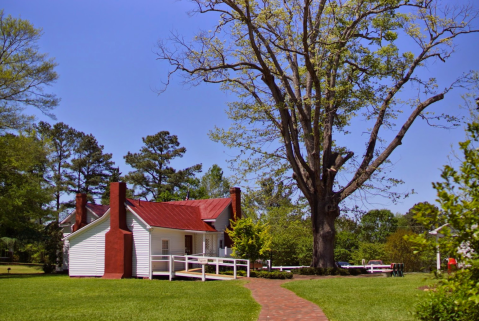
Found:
[185,235,193,255]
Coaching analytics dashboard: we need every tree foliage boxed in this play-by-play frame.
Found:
[334,216,359,262]
[0,10,58,128]
[351,242,387,264]
[412,121,479,320]
[384,229,425,272]
[401,202,439,233]
[0,133,52,238]
[67,133,115,201]
[41,220,62,272]
[241,179,311,265]
[158,0,479,267]
[36,121,78,217]
[359,209,398,243]
[124,131,202,201]
[226,217,272,263]
[199,164,230,198]
[262,205,313,266]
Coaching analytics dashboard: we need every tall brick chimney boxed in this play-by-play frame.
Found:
[229,187,241,221]
[225,187,242,248]
[72,193,88,232]
[103,182,133,279]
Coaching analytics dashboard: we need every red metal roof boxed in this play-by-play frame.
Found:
[126,199,218,232]
[86,203,109,217]
[60,203,110,224]
[166,198,231,220]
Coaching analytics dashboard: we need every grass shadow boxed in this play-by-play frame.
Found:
[0,273,60,279]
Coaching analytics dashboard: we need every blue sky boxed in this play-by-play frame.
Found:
[5,1,479,215]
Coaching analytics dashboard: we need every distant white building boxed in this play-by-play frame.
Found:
[429,223,476,270]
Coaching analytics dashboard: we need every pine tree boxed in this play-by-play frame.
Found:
[67,133,115,202]
[124,131,201,201]
[199,164,230,199]
[36,122,78,219]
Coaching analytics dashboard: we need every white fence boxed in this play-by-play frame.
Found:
[343,264,393,273]
[264,261,395,274]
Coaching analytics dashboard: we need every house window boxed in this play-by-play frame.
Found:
[162,239,169,255]
[205,238,210,251]
[219,240,223,249]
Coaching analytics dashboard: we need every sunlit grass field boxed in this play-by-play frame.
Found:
[0,274,260,321]
[284,273,434,321]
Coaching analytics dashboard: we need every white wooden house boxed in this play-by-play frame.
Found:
[60,203,109,235]
[60,197,109,270]
[63,183,241,279]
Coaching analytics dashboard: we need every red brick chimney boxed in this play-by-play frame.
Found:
[72,193,88,232]
[229,187,241,221]
[103,182,133,279]
[225,187,242,248]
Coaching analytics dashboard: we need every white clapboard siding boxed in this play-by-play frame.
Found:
[213,207,230,252]
[127,211,150,278]
[87,211,98,223]
[214,207,231,232]
[151,228,188,270]
[194,233,203,255]
[69,216,110,277]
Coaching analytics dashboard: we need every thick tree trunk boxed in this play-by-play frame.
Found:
[311,199,339,268]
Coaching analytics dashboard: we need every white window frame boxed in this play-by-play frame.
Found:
[205,237,210,251]
[161,239,170,255]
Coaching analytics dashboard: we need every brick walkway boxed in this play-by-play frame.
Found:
[244,276,329,320]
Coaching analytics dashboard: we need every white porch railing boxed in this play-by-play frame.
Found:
[150,254,250,281]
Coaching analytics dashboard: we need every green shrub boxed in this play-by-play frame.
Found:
[339,268,350,276]
[220,269,292,279]
[348,268,368,275]
[292,267,362,276]
[220,270,247,276]
[42,263,55,274]
[249,270,293,279]
[415,262,479,321]
[293,267,321,275]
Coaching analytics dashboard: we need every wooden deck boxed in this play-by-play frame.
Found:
[152,268,239,281]
[150,254,249,281]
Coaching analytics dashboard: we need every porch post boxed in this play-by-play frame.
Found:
[202,264,205,282]
[233,259,237,280]
[149,254,152,280]
[247,259,250,278]
[436,234,441,271]
[149,230,152,280]
[216,258,219,275]
[185,255,189,272]
[169,255,174,281]
[202,234,206,255]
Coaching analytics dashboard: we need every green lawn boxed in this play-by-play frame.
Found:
[0,275,260,321]
[284,273,434,321]
[0,264,43,274]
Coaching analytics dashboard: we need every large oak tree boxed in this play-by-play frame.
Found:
[158,0,478,267]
